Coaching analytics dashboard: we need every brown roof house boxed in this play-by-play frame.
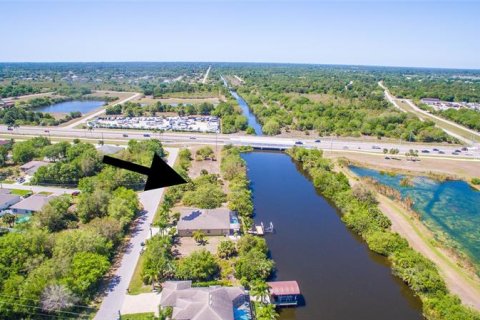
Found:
[10,194,56,215]
[20,160,49,176]
[159,281,252,320]
[177,207,233,237]
[0,193,21,210]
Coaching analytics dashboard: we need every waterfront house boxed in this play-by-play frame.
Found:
[177,207,234,237]
[0,194,21,210]
[159,281,252,320]
[20,160,49,176]
[267,281,301,306]
[10,194,56,215]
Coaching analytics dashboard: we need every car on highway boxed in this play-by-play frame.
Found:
[7,127,13,131]
[190,137,196,140]
[314,139,321,143]
[452,152,459,155]
[44,130,49,133]
[461,147,468,151]
[438,151,445,154]
[295,141,303,145]
[343,146,349,150]
[421,150,430,153]
[372,146,381,149]
[123,134,128,137]
[143,134,150,137]
[454,149,461,153]
[433,148,439,152]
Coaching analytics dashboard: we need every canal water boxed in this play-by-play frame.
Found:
[350,166,480,272]
[35,100,104,113]
[221,76,263,135]
[242,152,423,320]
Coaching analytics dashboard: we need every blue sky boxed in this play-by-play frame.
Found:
[0,1,479,69]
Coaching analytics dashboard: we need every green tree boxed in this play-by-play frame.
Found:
[235,249,274,282]
[31,195,73,232]
[250,280,270,303]
[63,252,110,297]
[255,302,279,320]
[175,250,219,282]
[1,213,16,228]
[192,230,206,245]
[217,240,237,259]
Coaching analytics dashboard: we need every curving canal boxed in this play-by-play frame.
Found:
[242,152,423,320]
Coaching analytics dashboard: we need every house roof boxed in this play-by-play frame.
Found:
[177,208,230,231]
[267,281,301,296]
[97,144,124,155]
[0,194,21,206]
[10,194,55,212]
[160,281,246,320]
[20,160,49,175]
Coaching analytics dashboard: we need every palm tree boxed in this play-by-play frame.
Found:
[192,230,206,245]
[255,303,279,320]
[2,213,16,228]
[250,280,270,304]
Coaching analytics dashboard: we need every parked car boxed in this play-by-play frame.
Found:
[461,147,468,151]
[452,152,459,155]
[433,148,439,152]
[44,130,49,133]
[190,137,196,140]
[438,151,445,154]
[455,149,461,153]
[7,127,13,131]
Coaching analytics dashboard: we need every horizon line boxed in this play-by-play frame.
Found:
[0,61,479,71]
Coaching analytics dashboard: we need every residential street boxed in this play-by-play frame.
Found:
[94,148,179,320]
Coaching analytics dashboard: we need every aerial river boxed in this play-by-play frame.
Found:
[221,75,263,135]
[242,152,423,320]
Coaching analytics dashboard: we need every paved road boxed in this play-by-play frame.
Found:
[202,65,211,84]
[63,92,141,129]
[2,124,479,160]
[94,148,179,320]
[0,183,77,195]
[379,81,479,145]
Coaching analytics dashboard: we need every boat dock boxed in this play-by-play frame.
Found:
[247,221,274,236]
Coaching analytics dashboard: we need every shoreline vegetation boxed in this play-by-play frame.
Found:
[131,145,278,319]
[287,146,480,319]
[355,173,479,277]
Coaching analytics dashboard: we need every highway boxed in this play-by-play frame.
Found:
[1,125,479,161]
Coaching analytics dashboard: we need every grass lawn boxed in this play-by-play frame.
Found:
[38,191,53,195]
[0,180,15,184]
[120,312,156,320]
[9,189,32,196]
[127,253,152,295]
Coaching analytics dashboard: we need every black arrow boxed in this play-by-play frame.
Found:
[103,153,186,191]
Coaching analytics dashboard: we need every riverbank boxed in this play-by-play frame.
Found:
[287,147,480,319]
[341,165,480,311]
